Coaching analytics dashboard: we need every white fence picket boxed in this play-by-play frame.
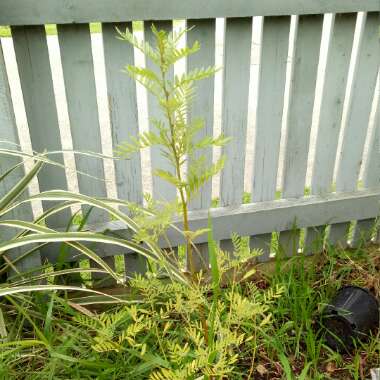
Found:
[351,80,380,245]
[279,14,323,256]
[11,25,70,228]
[57,24,112,285]
[103,22,143,205]
[250,16,290,261]
[102,22,146,276]
[187,18,216,270]
[57,24,107,222]
[304,13,356,253]
[219,17,252,253]
[329,12,380,248]
[0,42,41,273]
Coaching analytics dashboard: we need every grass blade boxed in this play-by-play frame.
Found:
[7,268,109,286]
[207,214,220,348]
[0,308,7,340]
[0,285,128,303]
[0,226,186,284]
[208,214,220,293]
[0,157,43,210]
[279,352,293,380]
[0,220,122,283]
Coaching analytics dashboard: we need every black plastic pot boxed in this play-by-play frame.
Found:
[322,286,379,352]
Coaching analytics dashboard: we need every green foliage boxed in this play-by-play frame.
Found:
[116,24,230,275]
[0,239,378,378]
[72,241,283,379]
[128,193,181,245]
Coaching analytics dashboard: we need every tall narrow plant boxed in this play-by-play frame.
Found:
[116,25,229,277]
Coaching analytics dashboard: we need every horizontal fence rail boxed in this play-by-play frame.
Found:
[0,0,379,25]
[0,2,379,285]
[41,189,380,263]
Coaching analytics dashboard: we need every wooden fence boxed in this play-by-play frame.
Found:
[0,1,379,283]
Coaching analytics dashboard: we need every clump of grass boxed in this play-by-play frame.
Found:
[255,242,380,379]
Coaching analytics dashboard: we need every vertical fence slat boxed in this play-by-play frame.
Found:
[352,80,380,245]
[102,22,146,277]
[250,16,290,261]
[0,41,41,273]
[57,24,110,285]
[279,15,323,256]
[304,13,356,253]
[57,24,107,220]
[219,17,252,253]
[373,113,380,244]
[143,20,180,265]
[144,20,177,202]
[187,18,216,270]
[11,26,70,228]
[103,23,143,205]
[329,12,380,248]
[220,17,252,207]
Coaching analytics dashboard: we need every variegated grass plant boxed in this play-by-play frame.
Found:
[0,146,188,299]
